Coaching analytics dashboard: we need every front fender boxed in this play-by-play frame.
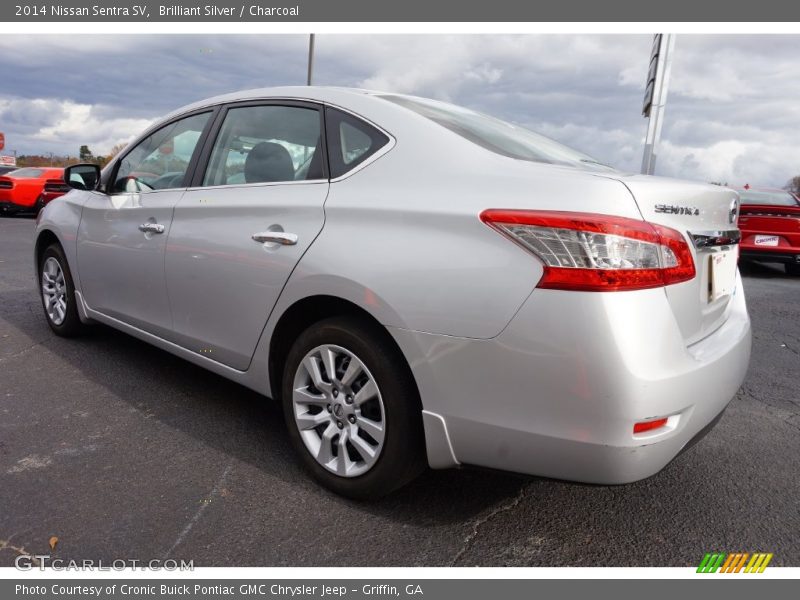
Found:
[34,190,91,291]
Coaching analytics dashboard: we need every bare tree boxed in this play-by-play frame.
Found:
[785,176,800,196]
[106,143,127,161]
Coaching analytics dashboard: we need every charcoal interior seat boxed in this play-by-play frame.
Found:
[244,142,295,183]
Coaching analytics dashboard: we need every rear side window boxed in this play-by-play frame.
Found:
[202,104,324,187]
[325,107,389,179]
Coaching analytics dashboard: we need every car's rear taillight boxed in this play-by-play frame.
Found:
[480,209,695,292]
[0,177,13,190]
[43,179,70,194]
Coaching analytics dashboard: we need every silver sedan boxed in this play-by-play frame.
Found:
[34,87,751,498]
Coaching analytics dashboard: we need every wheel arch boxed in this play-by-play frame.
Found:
[267,294,419,407]
[34,228,62,270]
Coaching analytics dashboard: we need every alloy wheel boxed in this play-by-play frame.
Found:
[41,256,67,325]
[291,344,386,477]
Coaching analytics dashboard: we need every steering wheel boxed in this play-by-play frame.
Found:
[149,172,185,189]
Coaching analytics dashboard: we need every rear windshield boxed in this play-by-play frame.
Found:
[379,94,614,171]
[739,189,799,206]
[7,168,45,178]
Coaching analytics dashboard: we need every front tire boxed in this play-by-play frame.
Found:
[39,243,83,337]
[281,316,426,499]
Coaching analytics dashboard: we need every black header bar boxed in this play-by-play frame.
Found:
[2,0,800,22]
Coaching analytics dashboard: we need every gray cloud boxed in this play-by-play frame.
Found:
[0,34,798,186]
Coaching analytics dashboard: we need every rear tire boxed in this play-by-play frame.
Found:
[38,243,83,337]
[785,263,800,276]
[281,316,426,500]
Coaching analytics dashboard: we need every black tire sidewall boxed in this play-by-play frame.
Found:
[39,244,82,336]
[281,316,425,500]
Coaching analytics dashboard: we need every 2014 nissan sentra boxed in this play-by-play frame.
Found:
[34,87,751,498]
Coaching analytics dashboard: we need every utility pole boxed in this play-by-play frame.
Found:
[307,34,315,86]
[641,34,675,175]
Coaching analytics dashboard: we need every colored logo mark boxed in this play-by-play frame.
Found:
[697,552,773,573]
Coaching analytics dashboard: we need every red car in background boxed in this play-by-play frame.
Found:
[0,167,70,215]
[737,186,800,276]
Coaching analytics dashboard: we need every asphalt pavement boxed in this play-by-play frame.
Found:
[1,215,798,567]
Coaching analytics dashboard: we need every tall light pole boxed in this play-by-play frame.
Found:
[641,34,675,175]
[307,34,315,86]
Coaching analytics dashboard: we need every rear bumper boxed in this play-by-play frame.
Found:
[0,189,38,211]
[392,272,751,484]
[0,201,25,213]
[740,247,800,264]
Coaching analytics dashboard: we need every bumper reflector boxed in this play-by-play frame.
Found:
[633,418,669,434]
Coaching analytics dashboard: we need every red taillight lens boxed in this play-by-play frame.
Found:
[43,179,70,194]
[633,418,669,434]
[480,210,695,292]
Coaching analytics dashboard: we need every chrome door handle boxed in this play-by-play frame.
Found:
[138,223,165,234]
[251,231,298,245]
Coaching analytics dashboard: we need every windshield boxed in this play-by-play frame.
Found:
[739,189,799,206]
[379,94,613,170]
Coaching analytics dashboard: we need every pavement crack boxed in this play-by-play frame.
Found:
[781,342,800,357]
[740,383,800,420]
[0,339,49,365]
[0,537,39,564]
[163,462,233,559]
[449,482,531,566]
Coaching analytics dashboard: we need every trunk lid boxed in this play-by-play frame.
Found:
[600,173,740,345]
[739,204,800,249]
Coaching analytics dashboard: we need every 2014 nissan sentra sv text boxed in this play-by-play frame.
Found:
[34,87,752,499]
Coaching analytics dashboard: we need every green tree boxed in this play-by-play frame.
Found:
[79,145,93,161]
[786,176,800,196]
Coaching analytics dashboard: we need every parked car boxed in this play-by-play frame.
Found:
[34,87,751,498]
[736,186,800,275]
[0,167,69,215]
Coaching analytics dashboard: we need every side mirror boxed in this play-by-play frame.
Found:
[64,163,101,191]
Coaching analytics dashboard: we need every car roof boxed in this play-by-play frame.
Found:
[164,86,383,119]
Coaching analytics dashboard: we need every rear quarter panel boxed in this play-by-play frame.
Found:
[277,132,642,339]
[12,179,39,207]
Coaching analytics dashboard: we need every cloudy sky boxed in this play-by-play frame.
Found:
[1,34,798,186]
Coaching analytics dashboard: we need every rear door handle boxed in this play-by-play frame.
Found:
[138,223,165,234]
[251,231,298,245]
